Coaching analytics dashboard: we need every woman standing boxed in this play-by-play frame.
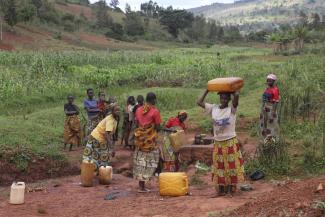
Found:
[83,105,120,170]
[84,88,100,143]
[161,111,188,172]
[133,92,162,193]
[64,95,81,151]
[197,90,244,196]
[260,74,280,141]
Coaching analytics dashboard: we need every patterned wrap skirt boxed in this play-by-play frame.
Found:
[212,137,245,186]
[85,117,100,140]
[64,115,81,146]
[83,137,112,170]
[161,132,178,172]
[260,102,279,141]
[133,148,160,182]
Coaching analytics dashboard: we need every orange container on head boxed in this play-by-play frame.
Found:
[207,77,244,92]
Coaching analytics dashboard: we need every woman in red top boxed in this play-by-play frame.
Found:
[161,111,188,172]
[133,92,162,193]
[260,74,280,141]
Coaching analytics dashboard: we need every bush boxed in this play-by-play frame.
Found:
[63,20,75,32]
[105,23,124,40]
[53,31,62,40]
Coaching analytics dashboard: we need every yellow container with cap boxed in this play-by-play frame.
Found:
[169,130,185,152]
[159,172,189,197]
[98,166,113,185]
[207,77,244,92]
[81,160,95,187]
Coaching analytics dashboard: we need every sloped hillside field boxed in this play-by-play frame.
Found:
[1,45,325,216]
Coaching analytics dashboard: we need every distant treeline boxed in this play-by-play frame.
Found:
[0,0,245,43]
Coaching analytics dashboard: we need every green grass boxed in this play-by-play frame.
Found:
[1,44,325,177]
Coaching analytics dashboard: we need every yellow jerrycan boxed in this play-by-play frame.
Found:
[207,77,244,92]
[98,166,113,185]
[169,130,185,152]
[81,160,95,187]
[159,172,189,197]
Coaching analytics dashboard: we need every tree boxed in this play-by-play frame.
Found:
[0,0,18,28]
[38,0,59,24]
[109,0,119,9]
[187,15,207,41]
[293,25,308,51]
[310,13,320,29]
[124,12,144,36]
[208,20,218,41]
[125,3,131,14]
[31,0,42,15]
[159,8,194,38]
[18,0,37,23]
[95,0,112,28]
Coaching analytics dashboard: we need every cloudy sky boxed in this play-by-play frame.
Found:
[89,0,234,11]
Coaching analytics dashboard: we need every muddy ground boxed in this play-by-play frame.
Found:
[1,139,325,217]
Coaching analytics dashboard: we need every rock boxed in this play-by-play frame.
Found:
[316,183,323,193]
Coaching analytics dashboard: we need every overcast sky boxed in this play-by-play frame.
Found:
[89,0,234,11]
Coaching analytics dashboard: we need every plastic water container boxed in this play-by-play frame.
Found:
[207,77,244,92]
[98,166,113,185]
[81,160,95,187]
[10,182,25,205]
[159,172,189,197]
[169,130,185,152]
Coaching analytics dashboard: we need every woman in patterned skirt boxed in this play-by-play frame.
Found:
[133,92,162,193]
[260,74,280,143]
[83,105,120,170]
[198,90,244,197]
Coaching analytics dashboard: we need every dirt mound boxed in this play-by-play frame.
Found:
[222,177,325,217]
[0,43,14,51]
[0,155,79,186]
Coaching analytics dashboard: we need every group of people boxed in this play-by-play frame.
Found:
[63,74,280,196]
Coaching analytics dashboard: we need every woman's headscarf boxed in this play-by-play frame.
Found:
[267,74,277,81]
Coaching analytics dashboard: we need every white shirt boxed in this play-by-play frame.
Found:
[205,103,237,141]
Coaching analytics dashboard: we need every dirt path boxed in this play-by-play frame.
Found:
[0,131,270,217]
[0,172,274,217]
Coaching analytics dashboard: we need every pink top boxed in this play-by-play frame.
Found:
[135,105,162,127]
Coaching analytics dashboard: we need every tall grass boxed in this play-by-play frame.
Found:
[1,45,325,176]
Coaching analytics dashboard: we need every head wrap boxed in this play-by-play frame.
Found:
[178,111,187,116]
[267,74,277,81]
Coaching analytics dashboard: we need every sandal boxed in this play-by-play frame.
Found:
[137,189,151,193]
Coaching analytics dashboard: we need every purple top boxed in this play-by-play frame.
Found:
[84,99,99,118]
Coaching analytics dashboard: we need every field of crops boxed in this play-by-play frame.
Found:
[0,45,325,177]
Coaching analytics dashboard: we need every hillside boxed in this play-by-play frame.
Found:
[189,0,325,30]
[0,1,155,51]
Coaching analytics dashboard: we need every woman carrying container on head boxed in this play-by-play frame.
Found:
[133,92,162,193]
[161,111,188,172]
[260,74,280,142]
[82,105,120,170]
[64,95,81,151]
[197,90,244,197]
